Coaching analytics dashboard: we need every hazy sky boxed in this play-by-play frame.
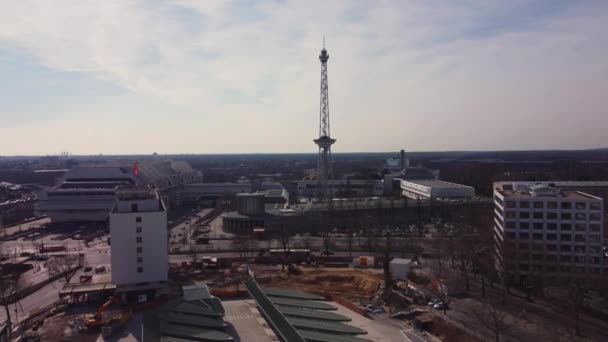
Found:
[1,0,607,155]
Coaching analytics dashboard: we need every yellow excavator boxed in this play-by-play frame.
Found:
[85,296,121,327]
[85,296,132,337]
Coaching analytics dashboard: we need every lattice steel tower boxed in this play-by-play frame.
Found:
[314,39,336,201]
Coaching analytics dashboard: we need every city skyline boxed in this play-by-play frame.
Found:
[1,1,608,155]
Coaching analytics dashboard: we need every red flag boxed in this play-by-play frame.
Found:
[133,162,139,177]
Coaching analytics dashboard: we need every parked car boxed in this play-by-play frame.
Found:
[433,302,448,310]
[94,265,106,274]
[84,266,93,272]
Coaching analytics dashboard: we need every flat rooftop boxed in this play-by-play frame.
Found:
[495,181,608,187]
[499,190,600,200]
[402,179,473,189]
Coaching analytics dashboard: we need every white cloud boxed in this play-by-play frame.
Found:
[0,0,607,154]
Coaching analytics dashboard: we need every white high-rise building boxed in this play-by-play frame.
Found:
[110,186,167,298]
[494,182,606,285]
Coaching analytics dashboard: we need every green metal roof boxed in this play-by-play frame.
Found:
[287,317,367,335]
[143,297,231,342]
[278,306,351,322]
[182,284,213,301]
[264,287,326,301]
[244,279,306,342]
[243,280,370,342]
[170,302,223,318]
[161,323,233,342]
[298,330,374,342]
[157,312,227,329]
[270,297,337,310]
[161,337,202,342]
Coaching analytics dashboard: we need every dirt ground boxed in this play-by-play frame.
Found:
[252,266,383,301]
[30,311,99,342]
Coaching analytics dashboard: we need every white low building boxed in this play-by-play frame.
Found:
[400,179,475,200]
[389,258,413,280]
[110,187,167,301]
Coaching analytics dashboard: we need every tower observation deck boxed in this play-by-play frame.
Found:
[314,40,336,201]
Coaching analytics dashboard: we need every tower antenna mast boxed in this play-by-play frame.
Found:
[314,39,336,201]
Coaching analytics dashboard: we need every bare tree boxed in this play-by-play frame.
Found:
[566,279,586,337]
[0,275,21,337]
[48,254,81,284]
[383,232,392,299]
[232,234,252,260]
[471,297,520,342]
[538,318,574,342]
[302,234,311,252]
[346,229,353,257]
[279,225,290,273]
[429,239,452,315]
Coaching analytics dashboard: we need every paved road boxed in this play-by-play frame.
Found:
[0,247,107,326]
[0,279,63,325]
[367,312,441,342]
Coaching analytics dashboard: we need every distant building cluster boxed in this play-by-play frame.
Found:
[36,160,201,223]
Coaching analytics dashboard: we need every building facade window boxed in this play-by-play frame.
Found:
[533,201,544,209]
[136,237,143,243]
[137,257,143,263]
[136,247,143,253]
[136,227,142,233]
[519,201,530,208]
[136,216,142,223]
[137,267,143,273]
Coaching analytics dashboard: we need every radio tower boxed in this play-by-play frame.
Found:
[314,38,336,201]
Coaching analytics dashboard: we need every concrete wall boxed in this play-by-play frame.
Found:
[110,209,167,286]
